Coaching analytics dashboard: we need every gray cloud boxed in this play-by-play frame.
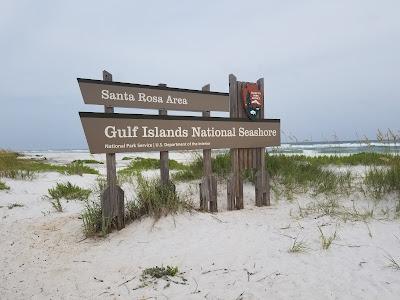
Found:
[1,0,399,149]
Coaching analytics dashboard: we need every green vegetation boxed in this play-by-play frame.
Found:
[47,182,91,201]
[0,150,99,179]
[7,203,24,209]
[137,265,187,289]
[71,159,103,164]
[318,226,337,250]
[364,164,400,199]
[0,180,9,190]
[50,198,63,212]
[122,156,133,160]
[119,157,186,178]
[173,153,232,181]
[81,199,104,237]
[385,255,400,271]
[142,266,179,279]
[126,174,192,221]
[288,237,308,253]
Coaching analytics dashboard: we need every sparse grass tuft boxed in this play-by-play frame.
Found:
[142,266,179,279]
[71,159,103,164]
[385,255,400,271]
[0,180,10,190]
[47,182,91,201]
[318,226,337,250]
[7,203,24,209]
[288,237,308,253]
[50,198,63,212]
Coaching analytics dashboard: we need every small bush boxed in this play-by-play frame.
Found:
[47,182,91,201]
[0,180,9,190]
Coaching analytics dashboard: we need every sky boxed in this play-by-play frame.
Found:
[1,0,399,150]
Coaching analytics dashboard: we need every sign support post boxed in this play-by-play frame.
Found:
[255,78,270,206]
[158,83,170,186]
[227,74,244,210]
[200,84,218,212]
[101,70,125,230]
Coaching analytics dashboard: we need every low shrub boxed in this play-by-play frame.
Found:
[47,182,91,200]
[0,180,9,190]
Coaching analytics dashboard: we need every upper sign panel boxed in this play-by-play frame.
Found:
[78,78,230,112]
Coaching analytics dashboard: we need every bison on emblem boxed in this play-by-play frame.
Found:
[242,83,263,120]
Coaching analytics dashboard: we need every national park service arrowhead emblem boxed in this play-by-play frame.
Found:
[242,83,263,120]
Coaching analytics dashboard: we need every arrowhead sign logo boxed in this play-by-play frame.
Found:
[242,83,263,120]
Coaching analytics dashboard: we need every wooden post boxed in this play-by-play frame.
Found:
[101,70,125,230]
[255,78,270,206]
[227,74,243,210]
[158,83,170,186]
[199,84,218,212]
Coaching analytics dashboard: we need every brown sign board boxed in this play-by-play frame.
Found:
[78,78,230,112]
[80,112,280,154]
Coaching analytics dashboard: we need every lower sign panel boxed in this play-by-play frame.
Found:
[79,112,281,154]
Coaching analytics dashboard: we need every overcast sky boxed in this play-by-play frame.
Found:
[1,0,399,150]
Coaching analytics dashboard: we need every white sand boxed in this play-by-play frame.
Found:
[1,151,400,299]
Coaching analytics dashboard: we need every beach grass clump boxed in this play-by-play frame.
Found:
[142,265,179,279]
[364,164,400,199]
[288,237,308,253]
[0,180,10,190]
[50,198,63,212]
[81,199,107,237]
[71,159,103,164]
[119,157,186,178]
[173,153,233,181]
[385,255,400,271]
[60,161,99,176]
[0,150,99,179]
[126,174,192,222]
[47,182,91,201]
[7,203,24,209]
[267,154,354,198]
[318,226,337,250]
[138,265,187,289]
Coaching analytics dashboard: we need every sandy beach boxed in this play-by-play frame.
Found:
[1,151,399,299]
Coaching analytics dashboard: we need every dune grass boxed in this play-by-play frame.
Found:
[0,180,9,190]
[288,237,308,253]
[47,182,91,201]
[7,203,24,209]
[71,159,103,164]
[0,150,99,179]
[126,173,192,222]
[318,226,337,250]
[119,157,186,179]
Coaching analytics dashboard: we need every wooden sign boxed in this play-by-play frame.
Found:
[80,112,280,154]
[78,78,230,112]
